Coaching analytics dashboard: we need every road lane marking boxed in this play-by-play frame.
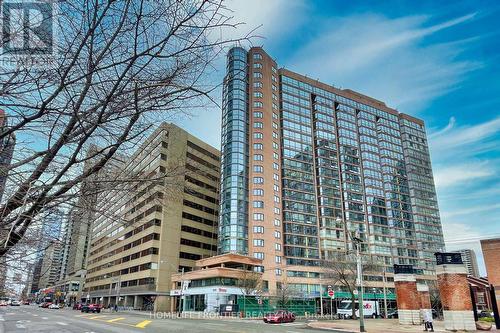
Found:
[206,323,225,326]
[16,324,26,329]
[76,314,92,317]
[135,320,152,328]
[32,314,38,317]
[57,322,68,326]
[42,317,48,319]
[89,315,106,319]
[106,317,125,323]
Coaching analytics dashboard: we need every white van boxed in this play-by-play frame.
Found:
[337,300,380,319]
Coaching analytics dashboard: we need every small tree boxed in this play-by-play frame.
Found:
[275,276,302,311]
[323,252,380,319]
[236,268,262,315]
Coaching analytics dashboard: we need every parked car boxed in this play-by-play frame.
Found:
[22,301,30,305]
[0,301,7,306]
[387,309,398,319]
[10,300,21,306]
[263,310,296,323]
[40,302,52,308]
[73,303,82,310]
[48,303,60,309]
[478,310,494,318]
[81,303,102,313]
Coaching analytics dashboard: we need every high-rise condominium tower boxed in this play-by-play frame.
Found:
[219,47,444,291]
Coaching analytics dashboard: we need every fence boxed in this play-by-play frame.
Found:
[237,296,316,317]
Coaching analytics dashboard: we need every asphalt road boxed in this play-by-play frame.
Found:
[0,305,337,333]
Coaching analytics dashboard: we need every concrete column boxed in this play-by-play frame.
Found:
[154,295,170,312]
[394,269,420,325]
[436,259,476,331]
[134,295,144,310]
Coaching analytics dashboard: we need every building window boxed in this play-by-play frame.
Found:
[272,112,278,120]
[274,219,281,226]
[275,268,282,276]
[253,101,263,108]
[254,82,263,88]
[272,84,277,91]
[273,162,279,170]
[272,142,279,150]
[253,122,263,129]
[253,72,262,79]
[254,132,263,139]
[273,132,278,139]
[273,173,279,181]
[253,226,264,233]
[254,91,263,98]
[274,195,280,203]
[272,66,277,73]
[272,75,277,82]
[253,154,263,161]
[253,189,264,196]
[253,53,262,60]
[274,207,280,214]
[253,165,263,173]
[273,184,279,192]
[272,103,278,110]
[275,256,282,263]
[272,93,277,101]
[254,252,264,259]
[253,177,264,184]
[253,213,264,221]
[253,63,262,69]
[274,230,281,239]
[253,239,264,247]
[253,143,263,150]
[275,243,281,251]
[253,201,264,208]
[273,152,279,159]
[253,111,263,118]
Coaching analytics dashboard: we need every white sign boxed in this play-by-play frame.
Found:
[353,289,358,295]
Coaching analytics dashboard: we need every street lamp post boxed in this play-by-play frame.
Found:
[351,231,366,333]
[382,266,388,319]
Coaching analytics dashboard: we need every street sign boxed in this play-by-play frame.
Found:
[353,289,358,295]
[328,290,334,298]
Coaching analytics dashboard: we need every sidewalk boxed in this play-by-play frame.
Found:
[307,318,499,333]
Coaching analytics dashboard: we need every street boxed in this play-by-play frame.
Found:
[0,306,333,333]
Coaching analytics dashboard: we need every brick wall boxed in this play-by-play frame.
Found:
[481,238,500,312]
[395,281,420,310]
[437,273,472,311]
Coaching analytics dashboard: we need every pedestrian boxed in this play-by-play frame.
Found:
[423,309,434,332]
[114,304,118,312]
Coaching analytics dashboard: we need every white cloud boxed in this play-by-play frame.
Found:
[430,116,500,153]
[433,161,494,188]
[286,12,482,112]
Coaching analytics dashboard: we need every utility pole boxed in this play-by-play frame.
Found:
[179,267,185,315]
[382,266,388,319]
[351,231,366,332]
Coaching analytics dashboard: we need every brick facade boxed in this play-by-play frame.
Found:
[395,280,420,310]
[436,264,476,331]
[437,271,472,311]
[481,238,500,312]
[417,284,431,309]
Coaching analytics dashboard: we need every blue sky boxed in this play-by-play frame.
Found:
[177,0,500,275]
